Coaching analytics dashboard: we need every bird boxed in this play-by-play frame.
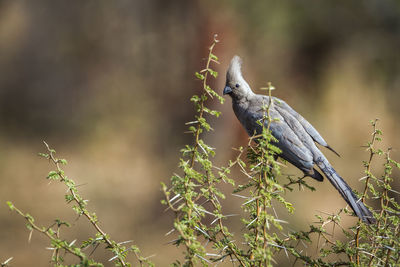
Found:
[223,55,375,224]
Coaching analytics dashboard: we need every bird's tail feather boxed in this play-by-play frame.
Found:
[315,157,375,224]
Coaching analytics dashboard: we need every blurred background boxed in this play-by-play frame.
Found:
[0,0,399,266]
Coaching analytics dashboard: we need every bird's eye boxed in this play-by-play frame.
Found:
[235,83,240,88]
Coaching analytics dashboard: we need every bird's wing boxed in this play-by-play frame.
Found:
[248,96,315,173]
[272,97,340,157]
[269,116,315,173]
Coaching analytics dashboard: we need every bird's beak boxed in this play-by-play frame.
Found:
[223,86,233,95]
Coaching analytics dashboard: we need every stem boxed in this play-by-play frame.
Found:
[361,119,379,203]
[189,35,219,169]
[10,205,85,262]
[367,148,392,267]
[173,35,220,266]
[355,119,378,265]
[249,84,275,264]
[44,142,128,267]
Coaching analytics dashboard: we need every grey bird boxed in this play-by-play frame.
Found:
[223,55,375,224]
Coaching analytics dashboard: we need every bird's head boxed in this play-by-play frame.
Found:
[223,55,253,99]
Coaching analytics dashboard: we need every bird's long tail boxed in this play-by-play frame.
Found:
[315,157,375,224]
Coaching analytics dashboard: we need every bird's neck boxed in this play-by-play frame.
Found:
[231,92,254,108]
[231,87,254,102]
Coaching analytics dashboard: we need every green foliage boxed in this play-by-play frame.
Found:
[277,119,400,266]
[162,35,247,266]
[162,36,299,266]
[163,39,400,266]
[6,38,399,267]
[7,142,153,267]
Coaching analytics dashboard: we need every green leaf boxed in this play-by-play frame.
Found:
[210,53,218,61]
[6,201,14,210]
[208,68,218,78]
[47,171,60,180]
[195,72,205,80]
[58,159,68,165]
[38,152,49,158]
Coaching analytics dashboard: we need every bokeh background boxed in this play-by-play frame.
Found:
[1,1,399,266]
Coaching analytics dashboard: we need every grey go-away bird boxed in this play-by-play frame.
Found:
[223,55,375,224]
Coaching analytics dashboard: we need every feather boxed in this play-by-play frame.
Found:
[225,55,375,224]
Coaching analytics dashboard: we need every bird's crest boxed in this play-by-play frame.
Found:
[227,55,243,81]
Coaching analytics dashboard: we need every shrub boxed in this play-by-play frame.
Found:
[6,36,399,267]
[161,36,400,266]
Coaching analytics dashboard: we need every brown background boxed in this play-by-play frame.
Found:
[0,1,399,266]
